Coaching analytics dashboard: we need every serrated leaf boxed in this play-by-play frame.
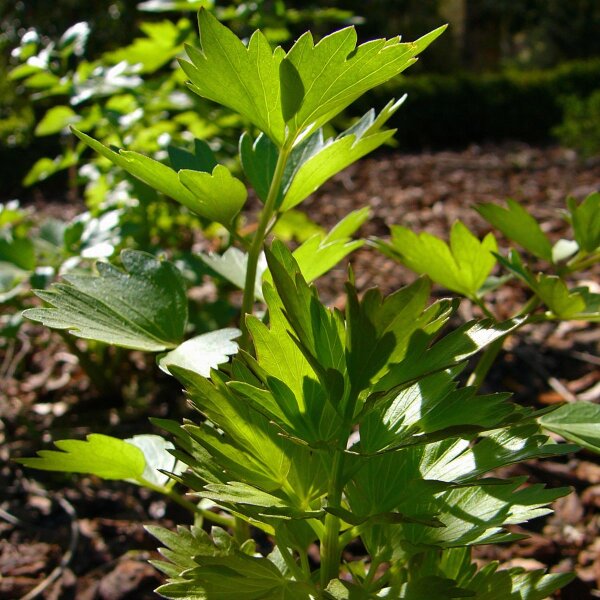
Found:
[387,221,497,298]
[16,434,146,480]
[181,9,286,145]
[568,192,600,253]
[158,328,241,376]
[73,129,242,224]
[534,275,587,318]
[23,249,187,351]
[539,401,600,453]
[477,199,553,262]
[280,101,402,211]
[178,164,247,226]
[283,207,370,283]
[374,318,522,393]
[281,25,446,139]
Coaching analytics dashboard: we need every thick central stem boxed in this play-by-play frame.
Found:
[320,449,345,589]
[239,140,292,350]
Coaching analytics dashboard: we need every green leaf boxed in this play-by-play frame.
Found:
[534,275,587,318]
[23,249,187,351]
[35,106,80,136]
[539,401,600,453]
[178,165,247,226]
[23,151,79,186]
[281,25,446,139]
[16,434,146,480]
[568,192,600,253]
[477,199,553,262]
[198,247,267,301]
[125,434,183,487]
[239,132,278,203]
[361,368,514,454]
[73,129,244,224]
[374,318,523,393]
[280,101,401,211]
[0,236,35,271]
[158,328,241,376]
[284,207,370,283]
[181,9,286,145]
[168,138,217,173]
[386,221,497,298]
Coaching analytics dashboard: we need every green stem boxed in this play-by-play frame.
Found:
[320,450,345,589]
[279,545,306,581]
[364,556,382,590]
[239,141,292,350]
[141,480,235,528]
[466,335,504,390]
[467,295,541,390]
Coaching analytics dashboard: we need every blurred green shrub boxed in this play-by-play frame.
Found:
[356,58,600,149]
[554,91,600,158]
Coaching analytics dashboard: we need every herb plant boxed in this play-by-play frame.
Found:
[17,10,600,598]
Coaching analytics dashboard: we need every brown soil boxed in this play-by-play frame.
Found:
[1,143,599,599]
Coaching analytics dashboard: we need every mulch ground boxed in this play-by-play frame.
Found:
[1,142,599,599]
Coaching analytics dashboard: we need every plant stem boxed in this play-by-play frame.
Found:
[141,480,235,528]
[467,335,504,391]
[467,295,541,390]
[320,450,345,589]
[239,141,292,350]
[279,545,306,581]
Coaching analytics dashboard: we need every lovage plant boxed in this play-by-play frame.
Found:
[17,10,600,598]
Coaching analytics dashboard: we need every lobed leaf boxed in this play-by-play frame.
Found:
[17,434,145,481]
[181,9,286,145]
[476,199,553,262]
[24,249,187,351]
[539,401,600,453]
[386,221,497,298]
[281,25,446,140]
[73,129,246,226]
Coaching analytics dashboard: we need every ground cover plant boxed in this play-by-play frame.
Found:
[14,10,600,599]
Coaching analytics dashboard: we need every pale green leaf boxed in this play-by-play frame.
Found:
[125,434,184,487]
[158,328,241,376]
[73,129,242,223]
[534,275,587,318]
[280,101,402,211]
[16,434,146,480]
[387,221,498,298]
[551,239,579,263]
[539,401,600,453]
[477,199,553,262]
[178,164,247,226]
[181,9,286,145]
[281,25,446,139]
[198,247,267,301]
[23,250,187,351]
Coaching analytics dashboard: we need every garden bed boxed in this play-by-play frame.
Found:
[2,142,599,599]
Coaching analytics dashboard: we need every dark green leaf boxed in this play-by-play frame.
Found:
[24,250,187,351]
